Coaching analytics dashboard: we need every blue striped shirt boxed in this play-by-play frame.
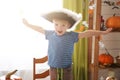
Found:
[45,30,79,68]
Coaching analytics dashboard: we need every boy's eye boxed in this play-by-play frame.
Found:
[62,24,66,26]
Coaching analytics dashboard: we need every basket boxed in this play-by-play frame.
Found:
[116,56,120,64]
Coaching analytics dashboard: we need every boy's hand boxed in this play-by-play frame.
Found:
[22,18,28,25]
[22,18,45,34]
[103,28,112,34]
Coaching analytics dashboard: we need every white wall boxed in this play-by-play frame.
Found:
[101,0,120,21]
[0,0,62,71]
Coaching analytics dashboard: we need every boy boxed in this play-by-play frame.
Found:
[22,9,112,80]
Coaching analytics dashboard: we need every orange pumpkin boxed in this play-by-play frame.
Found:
[75,25,85,32]
[105,16,120,28]
[99,53,114,66]
[116,1,120,6]
[89,9,94,15]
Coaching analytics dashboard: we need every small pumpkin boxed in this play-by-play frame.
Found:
[75,25,85,32]
[89,9,94,15]
[105,15,120,28]
[99,53,114,66]
[98,48,114,66]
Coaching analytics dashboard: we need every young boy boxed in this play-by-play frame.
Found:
[22,9,112,80]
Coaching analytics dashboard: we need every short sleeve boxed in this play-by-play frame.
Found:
[45,30,54,40]
[71,31,79,42]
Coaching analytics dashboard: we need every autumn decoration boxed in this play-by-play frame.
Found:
[116,1,120,6]
[105,14,120,31]
[75,25,85,32]
[88,0,95,15]
[75,21,88,32]
[98,48,114,67]
[115,52,120,65]
[98,41,114,68]
[104,0,120,9]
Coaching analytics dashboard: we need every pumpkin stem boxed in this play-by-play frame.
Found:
[113,13,116,16]
[105,47,109,54]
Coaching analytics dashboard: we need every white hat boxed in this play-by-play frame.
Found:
[41,8,82,29]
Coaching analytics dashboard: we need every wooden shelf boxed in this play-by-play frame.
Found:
[99,63,120,69]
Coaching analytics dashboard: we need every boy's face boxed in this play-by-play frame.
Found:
[52,19,71,36]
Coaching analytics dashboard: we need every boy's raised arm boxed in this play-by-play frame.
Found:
[78,28,112,38]
[22,18,45,34]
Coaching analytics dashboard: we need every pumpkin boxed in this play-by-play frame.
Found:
[75,25,85,32]
[89,9,94,15]
[98,53,114,66]
[79,25,85,32]
[116,1,120,6]
[105,15,120,28]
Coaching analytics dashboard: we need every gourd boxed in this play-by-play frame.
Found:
[105,15,120,28]
[106,76,116,80]
[98,48,114,66]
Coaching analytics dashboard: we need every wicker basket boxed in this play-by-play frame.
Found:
[116,56,120,64]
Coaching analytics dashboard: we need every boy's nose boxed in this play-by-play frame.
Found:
[57,26,62,30]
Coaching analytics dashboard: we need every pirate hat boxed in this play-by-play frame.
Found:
[41,8,82,29]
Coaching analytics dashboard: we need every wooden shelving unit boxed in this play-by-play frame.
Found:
[88,0,120,80]
[88,0,102,80]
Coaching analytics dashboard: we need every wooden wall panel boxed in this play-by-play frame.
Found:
[99,32,120,63]
[100,0,120,62]
[98,0,120,79]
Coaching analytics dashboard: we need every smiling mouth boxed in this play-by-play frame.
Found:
[58,31,62,33]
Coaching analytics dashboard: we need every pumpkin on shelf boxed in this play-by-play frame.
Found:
[105,14,120,31]
[98,48,114,68]
[88,0,94,15]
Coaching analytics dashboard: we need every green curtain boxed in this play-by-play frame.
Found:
[63,0,89,80]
